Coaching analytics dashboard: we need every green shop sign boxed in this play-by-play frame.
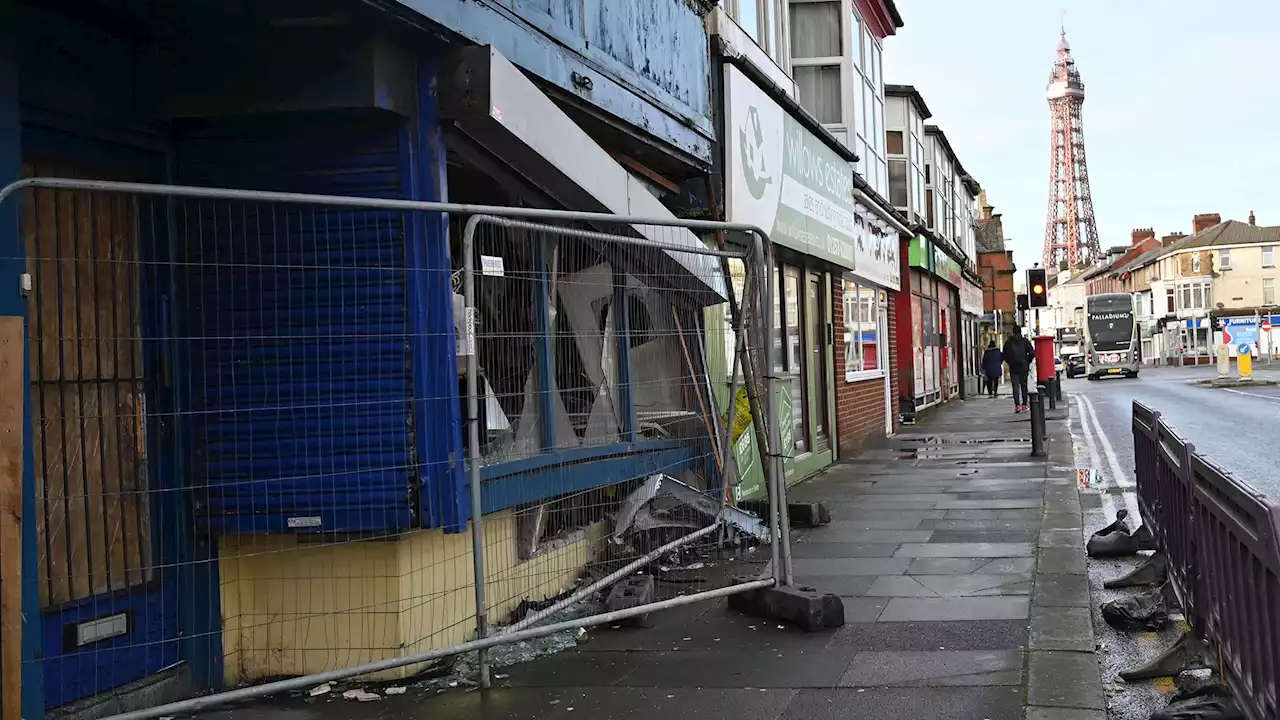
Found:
[725,65,856,269]
[908,235,934,271]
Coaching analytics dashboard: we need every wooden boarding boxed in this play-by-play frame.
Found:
[1,314,24,720]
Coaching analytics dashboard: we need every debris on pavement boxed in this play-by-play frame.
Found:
[1102,586,1170,631]
[342,689,380,702]
[1149,684,1245,720]
[1088,509,1141,557]
[308,683,331,697]
[384,686,407,695]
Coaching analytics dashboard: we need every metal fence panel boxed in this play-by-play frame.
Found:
[0,178,788,720]
[1190,454,1279,720]
[1133,401,1280,720]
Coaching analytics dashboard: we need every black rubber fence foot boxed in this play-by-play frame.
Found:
[738,501,831,528]
[1119,631,1206,682]
[728,583,844,632]
[1104,552,1168,588]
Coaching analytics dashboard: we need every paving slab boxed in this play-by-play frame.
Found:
[1026,708,1108,720]
[814,517,925,529]
[1038,547,1087,574]
[866,574,1031,598]
[919,519,1041,531]
[929,530,1039,543]
[619,650,853,688]
[1032,574,1091,607]
[837,650,1023,687]
[537,687,799,720]
[789,542,903,558]
[1038,529,1085,549]
[1027,651,1105,710]
[895,542,1034,558]
[838,596,889,622]
[1030,606,1095,652]
[781,687,1024,720]
[792,574,875,596]
[938,498,1043,509]
[802,529,933,543]
[878,597,1031,622]
[946,509,1042,520]
[824,620,1029,652]
[790,558,912,576]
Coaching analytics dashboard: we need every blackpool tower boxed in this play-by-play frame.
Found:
[1043,30,1100,268]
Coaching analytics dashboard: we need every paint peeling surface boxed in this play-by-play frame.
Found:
[422,0,714,158]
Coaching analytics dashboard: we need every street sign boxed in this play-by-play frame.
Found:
[1264,320,1272,332]
[1238,343,1251,355]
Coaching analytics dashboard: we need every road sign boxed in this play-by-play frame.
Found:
[1238,343,1251,355]
[1264,320,1272,332]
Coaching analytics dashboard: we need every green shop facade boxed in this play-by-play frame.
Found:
[709,61,867,498]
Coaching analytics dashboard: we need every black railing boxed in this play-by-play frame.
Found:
[1132,402,1280,720]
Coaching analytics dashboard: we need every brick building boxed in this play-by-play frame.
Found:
[976,196,1015,342]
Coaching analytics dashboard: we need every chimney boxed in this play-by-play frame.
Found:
[1130,227,1155,246]
[1192,213,1222,233]
[1249,210,1256,226]
[1161,232,1187,247]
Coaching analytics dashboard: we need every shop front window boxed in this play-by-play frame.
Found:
[844,280,885,379]
[808,274,829,451]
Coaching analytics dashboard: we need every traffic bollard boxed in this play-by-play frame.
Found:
[1054,372,1063,402]
[1042,380,1056,410]
[1028,385,1046,457]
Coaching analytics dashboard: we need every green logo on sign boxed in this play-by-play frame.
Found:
[739,105,773,200]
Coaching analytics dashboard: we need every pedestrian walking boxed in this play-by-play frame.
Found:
[1002,327,1036,413]
[981,340,1003,398]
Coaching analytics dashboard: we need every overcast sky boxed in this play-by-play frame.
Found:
[883,0,1279,273]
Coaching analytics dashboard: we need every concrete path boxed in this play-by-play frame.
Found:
[200,390,1100,720]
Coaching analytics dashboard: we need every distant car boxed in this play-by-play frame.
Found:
[1054,357,1065,374]
[1063,354,1084,378]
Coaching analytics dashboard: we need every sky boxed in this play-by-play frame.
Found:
[883,0,1280,273]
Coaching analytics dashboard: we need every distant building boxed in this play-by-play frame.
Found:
[976,197,1015,344]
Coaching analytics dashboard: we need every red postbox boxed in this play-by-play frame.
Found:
[1034,335,1056,382]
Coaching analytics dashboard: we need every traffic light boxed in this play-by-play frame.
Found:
[1016,293,1029,311]
[1027,268,1048,308]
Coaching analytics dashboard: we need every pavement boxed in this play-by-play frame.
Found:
[196,389,1103,720]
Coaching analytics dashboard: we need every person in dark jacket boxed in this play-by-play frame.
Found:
[1002,327,1036,412]
[981,341,1004,397]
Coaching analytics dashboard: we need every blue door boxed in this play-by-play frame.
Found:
[20,142,182,709]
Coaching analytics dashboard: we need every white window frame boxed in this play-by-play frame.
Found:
[1219,248,1231,270]
[789,0,842,127]
[729,0,790,66]
[1264,245,1276,269]
[1265,277,1276,306]
[844,280,888,382]
[1192,253,1201,274]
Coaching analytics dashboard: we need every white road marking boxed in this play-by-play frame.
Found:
[1076,393,1134,488]
[1071,394,1119,519]
[1216,386,1280,403]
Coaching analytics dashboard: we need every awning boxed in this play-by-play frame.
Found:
[438,46,725,303]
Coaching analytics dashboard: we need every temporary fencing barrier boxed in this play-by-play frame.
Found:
[1132,401,1279,720]
[0,177,793,720]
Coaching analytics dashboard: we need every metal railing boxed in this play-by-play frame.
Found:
[1132,401,1280,720]
[0,178,793,720]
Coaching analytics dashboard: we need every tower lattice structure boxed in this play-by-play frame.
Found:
[1043,30,1100,269]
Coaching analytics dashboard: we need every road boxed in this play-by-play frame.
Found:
[1067,363,1280,500]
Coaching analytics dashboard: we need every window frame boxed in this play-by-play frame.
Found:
[1264,245,1276,269]
[1219,248,1232,270]
[844,279,887,383]
[1265,277,1276,306]
[789,0,842,126]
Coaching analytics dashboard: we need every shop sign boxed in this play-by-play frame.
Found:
[908,235,934,271]
[960,280,984,315]
[933,246,963,287]
[850,210,900,290]
[724,65,856,269]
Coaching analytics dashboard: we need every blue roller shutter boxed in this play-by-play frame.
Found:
[177,113,415,533]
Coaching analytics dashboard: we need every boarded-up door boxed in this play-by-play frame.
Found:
[21,157,178,709]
